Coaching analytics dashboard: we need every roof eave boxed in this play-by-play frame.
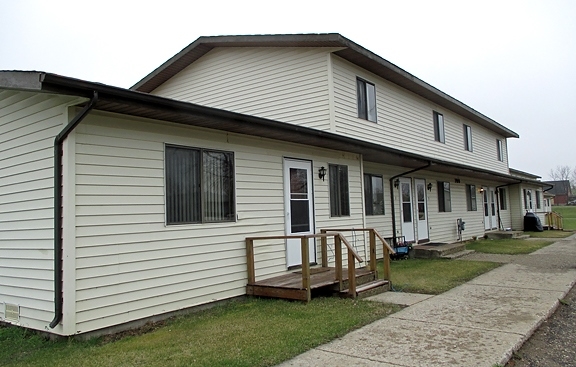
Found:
[2,71,525,186]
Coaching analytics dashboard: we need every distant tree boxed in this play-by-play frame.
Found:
[549,165,572,181]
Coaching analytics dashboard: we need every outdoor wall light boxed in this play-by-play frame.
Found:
[318,166,327,181]
[479,188,485,193]
[427,182,433,192]
[394,179,400,189]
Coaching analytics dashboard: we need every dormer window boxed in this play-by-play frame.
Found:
[357,78,377,122]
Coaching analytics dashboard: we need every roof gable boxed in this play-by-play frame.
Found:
[131,33,519,138]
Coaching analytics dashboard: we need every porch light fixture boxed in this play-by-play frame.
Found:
[318,166,327,181]
[479,187,485,193]
[394,179,400,189]
[427,182,433,192]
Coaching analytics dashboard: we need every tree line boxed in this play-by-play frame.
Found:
[549,165,576,190]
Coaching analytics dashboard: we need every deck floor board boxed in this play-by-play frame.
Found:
[249,267,374,290]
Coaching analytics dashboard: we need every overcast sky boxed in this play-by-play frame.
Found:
[1,0,574,180]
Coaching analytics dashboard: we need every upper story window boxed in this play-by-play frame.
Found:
[497,139,503,161]
[364,173,384,215]
[433,111,445,143]
[357,78,377,122]
[466,184,477,211]
[463,124,473,151]
[499,188,507,210]
[165,145,235,224]
[329,164,350,217]
[437,181,451,212]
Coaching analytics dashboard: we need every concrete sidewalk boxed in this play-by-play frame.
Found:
[277,235,576,367]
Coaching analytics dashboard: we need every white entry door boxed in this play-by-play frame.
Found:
[489,188,497,229]
[414,179,429,242]
[483,187,497,230]
[399,178,415,243]
[284,159,315,268]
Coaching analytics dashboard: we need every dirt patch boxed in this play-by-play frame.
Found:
[506,283,576,367]
[98,319,169,344]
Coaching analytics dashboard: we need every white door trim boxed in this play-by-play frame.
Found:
[283,158,315,268]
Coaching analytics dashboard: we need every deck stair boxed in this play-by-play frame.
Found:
[340,279,390,299]
[485,231,530,240]
[245,228,395,302]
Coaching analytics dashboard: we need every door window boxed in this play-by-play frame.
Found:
[290,168,310,233]
[402,183,412,222]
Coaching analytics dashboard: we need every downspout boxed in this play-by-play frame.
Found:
[50,92,98,329]
[389,162,432,247]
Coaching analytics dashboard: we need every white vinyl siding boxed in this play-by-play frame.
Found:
[331,55,510,174]
[151,47,334,131]
[0,90,79,330]
[426,175,489,243]
[73,112,363,333]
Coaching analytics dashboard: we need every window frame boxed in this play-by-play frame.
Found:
[466,184,477,211]
[165,144,236,225]
[536,190,542,209]
[357,77,377,122]
[463,124,473,152]
[499,188,507,210]
[364,173,385,216]
[329,164,350,217]
[437,181,452,212]
[433,111,445,143]
[496,139,503,161]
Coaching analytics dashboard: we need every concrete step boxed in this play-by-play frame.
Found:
[485,231,527,240]
[441,249,475,259]
[341,279,390,299]
[414,242,466,259]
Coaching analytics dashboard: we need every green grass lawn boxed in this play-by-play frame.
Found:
[466,238,553,254]
[525,230,573,238]
[553,206,576,230]
[379,259,500,294]
[1,297,400,367]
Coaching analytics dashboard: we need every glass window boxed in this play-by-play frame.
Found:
[536,191,541,209]
[357,78,377,122]
[437,181,451,212]
[466,184,477,211]
[166,145,235,224]
[329,164,350,216]
[364,174,384,215]
[497,139,503,161]
[433,111,445,143]
[464,125,473,151]
[499,188,507,210]
[401,182,412,222]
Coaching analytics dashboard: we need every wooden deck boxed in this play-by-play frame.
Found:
[246,267,379,301]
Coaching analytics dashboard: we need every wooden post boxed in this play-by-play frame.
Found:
[348,247,356,298]
[383,240,391,281]
[246,238,255,284]
[334,234,343,290]
[301,236,311,302]
[321,230,328,267]
[369,229,376,274]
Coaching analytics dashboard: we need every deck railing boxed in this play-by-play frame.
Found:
[545,211,564,230]
[246,232,363,301]
[320,228,394,283]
